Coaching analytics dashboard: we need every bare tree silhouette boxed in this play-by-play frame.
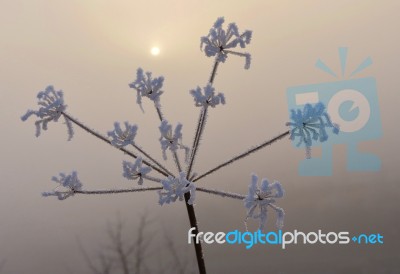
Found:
[78,214,195,274]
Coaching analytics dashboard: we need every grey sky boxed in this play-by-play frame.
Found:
[1,1,400,273]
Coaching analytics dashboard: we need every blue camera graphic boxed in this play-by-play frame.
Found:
[286,48,382,176]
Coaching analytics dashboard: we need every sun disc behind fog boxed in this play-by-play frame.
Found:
[151,47,160,56]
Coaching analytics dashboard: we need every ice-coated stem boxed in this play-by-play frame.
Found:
[74,187,162,195]
[183,59,220,274]
[196,187,245,200]
[186,106,208,178]
[209,60,219,84]
[187,60,219,179]
[62,112,169,177]
[173,151,182,173]
[132,143,173,176]
[156,106,164,121]
[193,130,290,183]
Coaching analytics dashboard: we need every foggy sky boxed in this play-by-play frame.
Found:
[1,1,400,273]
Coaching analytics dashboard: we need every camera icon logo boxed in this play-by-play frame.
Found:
[286,48,382,176]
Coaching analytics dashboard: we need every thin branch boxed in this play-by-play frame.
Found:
[173,151,182,173]
[132,144,173,176]
[156,106,164,121]
[193,130,290,182]
[107,220,130,274]
[142,174,162,183]
[186,106,208,178]
[209,60,219,84]
[182,59,220,274]
[74,187,162,195]
[62,112,169,177]
[196,187,245,200]
[77,238,113,274]
[163,231,185,274]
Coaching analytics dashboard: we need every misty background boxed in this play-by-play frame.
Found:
[1,0,400,273]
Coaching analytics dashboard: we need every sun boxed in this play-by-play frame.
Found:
[151,47,160,56]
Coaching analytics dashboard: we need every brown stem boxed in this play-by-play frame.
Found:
[184,193,206,274]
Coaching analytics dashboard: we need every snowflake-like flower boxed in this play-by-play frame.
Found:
[21,85,74,140]
[122,157,152,185]
[129,68,164,112]
[107,121,138,148]
[286,102,340,158]
[244,174,285,231]
[200,17,252,69]
[190,84,225,108]
[159,120,190,161]
[158,172,196,205]
[42,171,83,200]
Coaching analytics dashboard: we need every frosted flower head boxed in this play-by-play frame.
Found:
[286,102,340,158]
[159,120,190,161]
[122,157,152,185]
[107,121,138,148]
[42,171,82,200]
[21,85,74,140]
[200,17,252,69]
[244,174,285,231]
[158,172,196,205]
[129,68,164,112]
[190,84,225,108]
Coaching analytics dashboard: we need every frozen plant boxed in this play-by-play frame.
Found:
[22,17,339,274]
[286,102,339,158]
[244,174,285,231]
[21,85,74,140]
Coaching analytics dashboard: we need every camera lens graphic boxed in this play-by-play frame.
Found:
[327,89,371,133]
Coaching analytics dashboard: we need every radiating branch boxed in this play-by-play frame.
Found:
[186,106,208,178]
[132,144,173,176]
[196,187,245,200]
[194,130,290,182]
[62,112,169,177]
[74,187,162,195]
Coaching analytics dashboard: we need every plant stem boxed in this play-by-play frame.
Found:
[209,60,219,84]
[193,130,290,183]
[62,112,169,177]
[142,174,162,183]
[173,151,182,173]
[186,106,207,178]
[196,187,245,200]
[183,193,206,274]
[183,59,220,274]
[156,106,164,121]
[132,143,173,176]
[73,187,163,195]
[186,59,219,179]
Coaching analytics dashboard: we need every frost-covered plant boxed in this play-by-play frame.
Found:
[158,172,196,205]
[286,102,339,158]
[159,120,190,163]
[122,157,152,185]
[22,17,339,274]
[108,121,138,148]
[21,85,73,140]
[244,174,285,231]
[129,68,164,114]
[190,84,225,108]
[42,171,82,200]
[200,17,252,70]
